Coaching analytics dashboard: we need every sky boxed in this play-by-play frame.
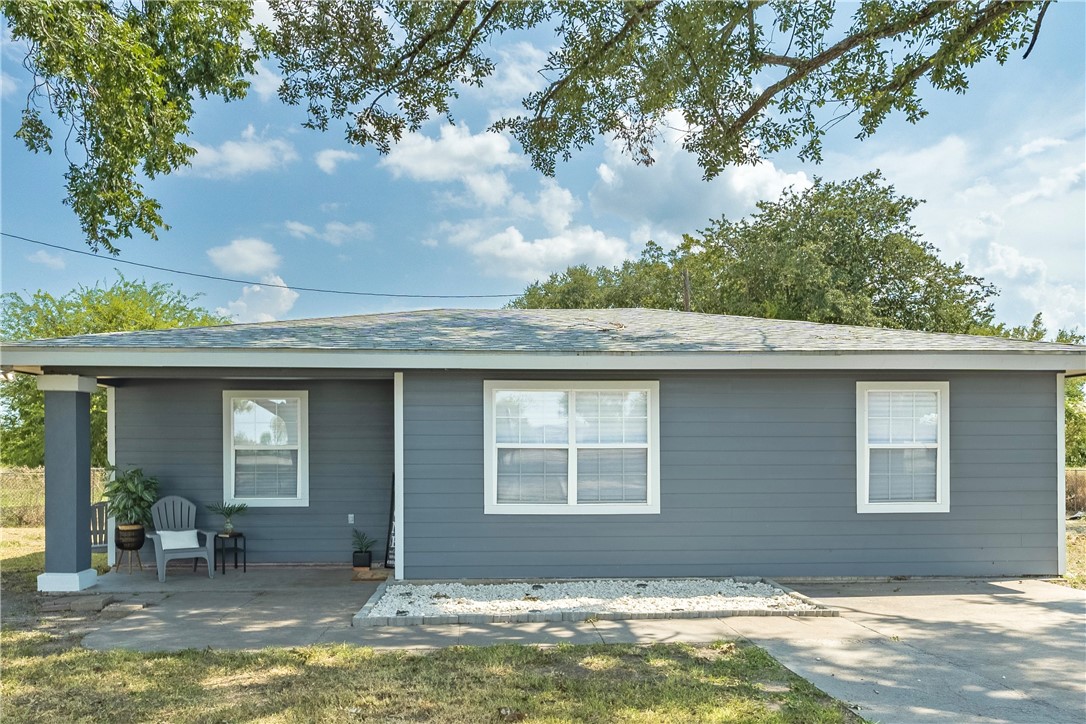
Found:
[1,3,1084,334]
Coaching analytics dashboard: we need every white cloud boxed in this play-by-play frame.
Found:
[977,242,1082,332]
[725,162,811,208]
[285,220,317,239]
[321,221,373,245]
[0,70,18,99]
[217,274,299,323]
[206,238,281,275]
[285,220,372,245]
[980,242,1047,282]
[462,172,512,207]
[1009,162,1085,206]
[27,249,64,270]
[380,123,521,205]
[248,60,281,102]
[382,124,520,180]
[590,110,810,231]
[314,148,361,174]
[507,179,582,234]
[250,0,278,30]
[450,223,629,282]
[320,202,345,213]
[187,125,297,178]
[1016,137,1067,158]
[477,42,548,101]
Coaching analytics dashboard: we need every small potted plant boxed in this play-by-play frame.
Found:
[103,467,160,551]
[207,502,249,534]
[352,529,376,568]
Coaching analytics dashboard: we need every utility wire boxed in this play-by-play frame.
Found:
[1,231,519,299]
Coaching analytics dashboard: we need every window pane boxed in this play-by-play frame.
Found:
[575,390,648,444]
[577,449,648,503]
[913,393,939,443]
[867,391,892,444]
[233,397,300,446]
[495,391,568,444]
[497,449,568,503]
[234,449,299,498]
[868,448,937,502]
[867,390,939,445]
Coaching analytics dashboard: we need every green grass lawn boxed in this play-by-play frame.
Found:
[0,528,863,723]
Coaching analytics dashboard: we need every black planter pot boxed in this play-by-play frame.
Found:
[116,524,146,551]
[352,551,372,568]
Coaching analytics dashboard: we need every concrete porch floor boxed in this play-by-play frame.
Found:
[92,563,368,594]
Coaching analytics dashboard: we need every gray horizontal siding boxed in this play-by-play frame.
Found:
[402,370,1059,579]
[115,379,393,564]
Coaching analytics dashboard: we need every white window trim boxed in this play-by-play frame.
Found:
[223,390,310,507]
[856,381,950,514]
[483,380,661,515]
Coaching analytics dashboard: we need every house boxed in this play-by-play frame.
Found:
[3,308,1084,592]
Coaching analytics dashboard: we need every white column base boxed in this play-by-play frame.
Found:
[37,569,98,592]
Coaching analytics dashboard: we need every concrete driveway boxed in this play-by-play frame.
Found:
[733,578,1086,724]
[80,571,1085,723]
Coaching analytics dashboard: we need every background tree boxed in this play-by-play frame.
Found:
[514,173,997,333]
[4,1,1052,248]
[1,275,228,467]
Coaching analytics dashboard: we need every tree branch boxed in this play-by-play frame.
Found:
[727,0,1025,138]
[533,1,662,120]
[394,1,471,72]
[1022,0,1051,59]
[425,1,505,80]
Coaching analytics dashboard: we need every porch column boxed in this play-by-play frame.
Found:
[36,375,98,592]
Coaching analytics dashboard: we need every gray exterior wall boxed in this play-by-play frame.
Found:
[402,370,1059,579]
[115,379,393,564]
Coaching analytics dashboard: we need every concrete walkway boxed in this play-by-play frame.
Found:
[79,571,1085,724]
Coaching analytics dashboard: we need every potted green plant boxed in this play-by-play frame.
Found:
[352,529,376,568]
[207,502,248,534]
[102,467,160,551]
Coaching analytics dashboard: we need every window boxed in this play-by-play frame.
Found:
[483,381,660,514]
[223,391,309,507]
[856,382,949,513]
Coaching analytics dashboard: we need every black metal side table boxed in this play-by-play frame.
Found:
[215,532,246,575]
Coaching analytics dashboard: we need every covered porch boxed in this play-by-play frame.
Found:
[29,371,405,592]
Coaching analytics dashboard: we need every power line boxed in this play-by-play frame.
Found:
[2,231,519,299]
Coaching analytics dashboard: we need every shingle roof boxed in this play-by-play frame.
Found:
[6,308,1084,355]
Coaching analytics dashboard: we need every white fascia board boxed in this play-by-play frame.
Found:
[3,347,1085,373]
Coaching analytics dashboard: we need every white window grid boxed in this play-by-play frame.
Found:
[484,381,661,515]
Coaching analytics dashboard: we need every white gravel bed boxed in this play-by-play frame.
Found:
[365,578,818,619]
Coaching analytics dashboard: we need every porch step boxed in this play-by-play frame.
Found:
[352,567,391,582]
[40,594,115,613]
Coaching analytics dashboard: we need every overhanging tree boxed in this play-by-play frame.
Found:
[1,0,262,253]
[0,275,228,467]
[4,1,1053,249]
